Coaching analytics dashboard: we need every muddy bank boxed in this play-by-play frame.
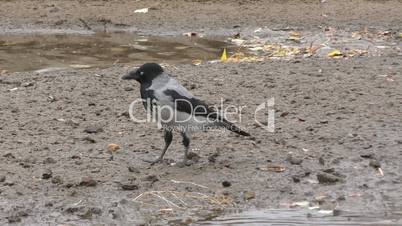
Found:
[1,56,401,224]
[0,0,402,35]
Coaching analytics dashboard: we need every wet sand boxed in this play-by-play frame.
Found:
[0,0,402,225]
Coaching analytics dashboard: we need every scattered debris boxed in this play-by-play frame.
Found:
[328,50,343,58]
[220,48,228,62]
[257,164,286,172]
[171,180,208,189]
[243,191,256,200]
[134,8,149,13]
[183,32,198,37]
[69,64,92,69]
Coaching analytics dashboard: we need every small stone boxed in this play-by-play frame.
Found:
[360,153,374,159]
[43,157,57,164]
[222,181,231,187]
[0,175,5,182]
[287,155,303,165]
[3,152,15,159]
[142,175,158,183]
[318,156,325,165]
[79,176,97,187]
[4,181,15,186]
[51,175,63,184]
[317,172,342,184]
[121,183,139,190]
[84,126,103,134]
[128,166,140,173]
[120,111,130,118]
[369,159,381,168]
[106,144,121,154]
[66,119,80,127]
[124,87,134,91]
[78,207,102,219]
[7,215,21,223]
[243,191,256,200]
[208,152,219,163]
[82,136,96,143]
[292,176,301,183]
[21,82,34,87]
[42,169,53,179]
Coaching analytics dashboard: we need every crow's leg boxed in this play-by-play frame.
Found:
[179,132,191,167]
[143,129,172,165]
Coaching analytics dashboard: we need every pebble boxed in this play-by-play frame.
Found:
[43,157,57,164]
[84,126,103,134]
[369,159,381,168]
[222,181,231,187]
[318,156,325,165]
[317,172,342,184]
[106,144,121,154]
[82,136,96,143]
[7,215,21,223]
[243,191,256,200]
[79,176,97,187]
[208,152,219,163]
[51,175,63,184]
[128,166,140,173]
[142,175,158,183]
[287,155,303,165]
[0,175,5,182]
[42,169,53,179]
[292,176,301,183]
[21,82,34,87]
[120,183,139,190]
[78,207,102,219]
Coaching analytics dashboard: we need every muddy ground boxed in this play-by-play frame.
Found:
[1,0,402,225]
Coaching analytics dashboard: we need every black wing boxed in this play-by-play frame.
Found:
[163,89,219,119]
[163,89,250,136]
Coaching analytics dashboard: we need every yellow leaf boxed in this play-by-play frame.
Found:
[289,31,301,37]
[192,59,202,65]
[220,48,228,62]
[328,50,343,57]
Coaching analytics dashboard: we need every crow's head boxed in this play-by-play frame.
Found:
[122,63,163,83]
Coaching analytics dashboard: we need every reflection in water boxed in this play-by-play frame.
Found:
[0,32,230,72]
[197,209,402,226]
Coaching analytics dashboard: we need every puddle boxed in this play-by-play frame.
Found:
[0,32,230,72]
[197,209,402,226]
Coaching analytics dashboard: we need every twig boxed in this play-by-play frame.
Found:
[170,180,208,189]
[78,18,92,30]
[150,192,181,208]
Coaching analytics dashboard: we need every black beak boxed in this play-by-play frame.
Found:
[121,70,138,80]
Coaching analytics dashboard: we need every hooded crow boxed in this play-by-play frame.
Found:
[122,63,250,166]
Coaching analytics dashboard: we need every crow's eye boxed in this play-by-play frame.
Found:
[140,71,144,75]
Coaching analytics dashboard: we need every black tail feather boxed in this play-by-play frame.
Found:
[217,119,250,136]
